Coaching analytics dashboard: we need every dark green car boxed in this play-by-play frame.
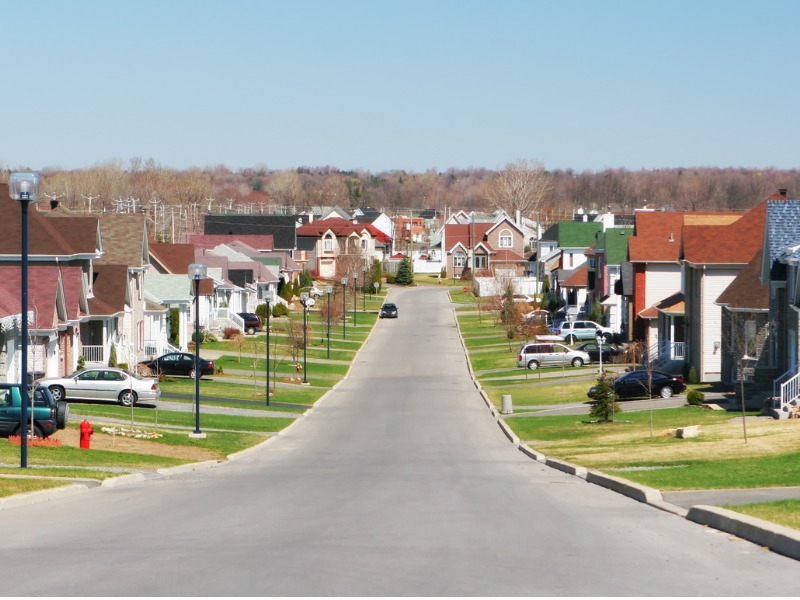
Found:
[0,384,69,439]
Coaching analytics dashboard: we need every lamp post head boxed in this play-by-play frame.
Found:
[264,289,274,303]
[189,263,207,281]
[10,172,41,202]
[596,332,603,344]
[341,277,348,286]
[325,285,333,294]
[300,291,309,305]
[353,273,358,281]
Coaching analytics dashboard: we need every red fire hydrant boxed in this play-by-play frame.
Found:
[79,420,93,449]
[295,362,302,374]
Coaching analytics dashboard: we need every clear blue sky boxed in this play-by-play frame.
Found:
[2,0,798,174]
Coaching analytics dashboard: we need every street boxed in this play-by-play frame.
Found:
[1,286,798,596]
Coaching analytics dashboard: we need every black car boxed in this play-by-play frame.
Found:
[587,370,686,400]
[379,303,398,318]
[575,341,620,363]
[0,384,69,439]
[139,352,215,379]
[237,312,262,335]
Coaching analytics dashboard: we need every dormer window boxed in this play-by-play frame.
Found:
[499,230,513,248]
[323,235,334,253]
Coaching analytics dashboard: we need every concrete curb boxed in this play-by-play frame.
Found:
[157,460,223,476]
[518,443,546,463]
[546,458,588,479]
[586,470,663,504]
[687,505,800,561]
[101,473,146,488]
[0,483,88,511]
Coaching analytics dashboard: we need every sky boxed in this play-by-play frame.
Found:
[2,0,798,174]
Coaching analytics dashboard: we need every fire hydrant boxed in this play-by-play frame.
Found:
[79,420,93,449]
[295,362,302,375]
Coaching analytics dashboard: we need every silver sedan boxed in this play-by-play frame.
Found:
[35,368,160,407]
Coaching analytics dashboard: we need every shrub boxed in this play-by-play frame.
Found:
[386,273,396,284]
[686,389,705,406]
[191,330,205,344]
[589,374,622,422]
[272,303,289,318]
[687,366,698,384]
[204,331,219,343]
[108,345,118,368]
[223,327,241,340]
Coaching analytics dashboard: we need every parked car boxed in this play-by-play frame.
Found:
[0,384,69,439]
[517,341,590,370]
[379,303,398,318]
[36,368,160,407]
[307,286,324,298]
[587,370,686,400]
[574,341,621,363]
[522,309,552,329]
[237,312,262,334]
[139,352,215,379]
[553,320,615,344]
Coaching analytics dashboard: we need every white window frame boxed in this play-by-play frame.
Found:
[499,230,513,249]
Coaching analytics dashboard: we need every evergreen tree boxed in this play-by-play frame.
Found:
[395,257,414,285]
[589,373,622,422]
[299,269,313,288]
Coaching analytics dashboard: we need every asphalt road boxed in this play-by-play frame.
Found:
[2,286,799,595]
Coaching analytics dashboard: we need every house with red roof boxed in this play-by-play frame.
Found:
[442,216,527,280]
[682,203,768,382]
[0,183,103,381]
[627,210,741,363]
[296,217,391,280]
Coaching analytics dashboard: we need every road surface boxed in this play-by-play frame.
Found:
[2,286,798,595]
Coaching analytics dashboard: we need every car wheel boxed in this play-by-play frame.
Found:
[18,424,45,439]
[527,360,540,370]
[246,326,256,335]
[566,335,577,344]
[659,386,674,399]
[49,386,65,402]
[190,369,198,380]
[572,357,584,367]
[56,401,69,429]
[603,333,613,343]
[119,390,138,406]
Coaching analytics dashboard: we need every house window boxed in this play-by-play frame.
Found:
[499,230,513,248]
[474,255,487,270]
[361,238,367,249]
[323,237,333,252]
[454,252,466,268]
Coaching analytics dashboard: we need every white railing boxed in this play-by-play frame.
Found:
[145,340,181,358]
[214,308,245,331]
[81,345,104,363]
[778,370,800,413]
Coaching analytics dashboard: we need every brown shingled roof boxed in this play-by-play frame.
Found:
[716,249,769,310]
[682,202,766,265]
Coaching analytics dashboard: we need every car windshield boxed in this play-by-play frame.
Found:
[383,304,396,309]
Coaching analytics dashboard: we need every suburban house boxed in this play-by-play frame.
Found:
[682,202,768,382]
[351,207,395,244]
[296,217,391,280]
[0,265,87,382]
[587,227,633,334]
[754,198,800,416]
[443,216,527,281]
[549,220,602,313]
[0,183,105,380]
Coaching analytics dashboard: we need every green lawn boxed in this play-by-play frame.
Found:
[723,500,800,531]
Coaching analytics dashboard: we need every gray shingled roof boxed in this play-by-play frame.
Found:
[766,200,800,263]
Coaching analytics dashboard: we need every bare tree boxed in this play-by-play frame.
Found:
[486,159,552,221]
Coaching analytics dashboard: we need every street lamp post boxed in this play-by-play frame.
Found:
[325,285,333,358]
[352,273,358,326]
[189,263,207,439]
[300,292,309,384]
[341,277,347,339]
[363,265,367,311]
[10,173,41,468]
[264,289,274,405]
[596,331,604,375]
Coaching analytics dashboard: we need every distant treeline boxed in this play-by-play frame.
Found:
[25,161,800,217]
